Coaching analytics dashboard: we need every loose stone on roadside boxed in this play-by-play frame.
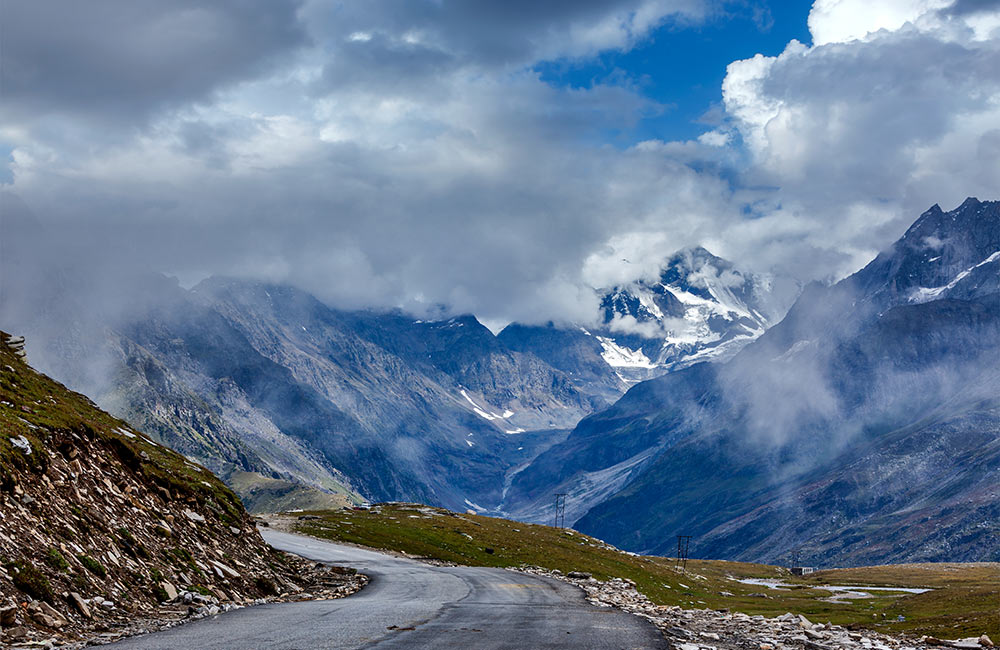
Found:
[509,565,993,650]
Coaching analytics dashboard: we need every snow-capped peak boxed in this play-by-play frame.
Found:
[590,247,798,379]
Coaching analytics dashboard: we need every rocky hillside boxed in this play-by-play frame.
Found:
[0,331,363,647]
[519,198,999,566]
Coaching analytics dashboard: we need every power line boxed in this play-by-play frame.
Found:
[553,493,567,529]
[676,535,691,571]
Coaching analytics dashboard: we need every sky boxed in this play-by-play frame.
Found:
[1,0,999,328]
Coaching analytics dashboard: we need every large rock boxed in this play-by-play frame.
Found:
[68,592,91,619]
[159,581,178,602]
[0,604,17,627]
[28,600,67,628]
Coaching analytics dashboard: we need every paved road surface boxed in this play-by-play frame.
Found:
[108,529,668,649]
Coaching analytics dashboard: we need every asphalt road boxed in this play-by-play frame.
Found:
[108,528,669,649]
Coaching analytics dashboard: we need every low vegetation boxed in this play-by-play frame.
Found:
[228,470,358,514]
[294,503,999,640]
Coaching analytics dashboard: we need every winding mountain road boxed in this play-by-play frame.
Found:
[108,529,668,649]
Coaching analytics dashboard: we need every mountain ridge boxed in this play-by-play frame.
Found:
[562,198,1000,566]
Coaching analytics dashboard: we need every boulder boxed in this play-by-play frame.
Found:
[0,604,17,627]
[160,581,178,602]
[27,601,67,629]
[211,561,240,579]
[68,592,91,619]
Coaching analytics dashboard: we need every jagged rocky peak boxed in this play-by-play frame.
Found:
[601,246,776,328]
[854,198,1000,307]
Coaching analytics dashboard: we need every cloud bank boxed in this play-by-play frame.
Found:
[2,0,998,327]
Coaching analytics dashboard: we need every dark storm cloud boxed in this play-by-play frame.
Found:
[943,0,1000,16]
[307,0,709,99]
[306,0,707,68]
[0,0,307,123]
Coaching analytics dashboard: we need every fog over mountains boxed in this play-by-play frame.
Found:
[558,198,1000,565]
[2,196,997,565]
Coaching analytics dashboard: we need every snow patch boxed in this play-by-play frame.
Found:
[10,435,31,455]
[460,389,506,421]
[910,251,1000,303]
[772,339,815,363]
[596,337,655,369]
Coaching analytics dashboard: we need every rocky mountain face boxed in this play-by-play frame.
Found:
[0,331,363,647]
[500,247,799,387]
[1,193,795,519]
[1,220,602,514]
[516,198,999,566]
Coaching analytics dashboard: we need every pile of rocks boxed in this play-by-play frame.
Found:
[512,566,994,650]
[0,336,367,648]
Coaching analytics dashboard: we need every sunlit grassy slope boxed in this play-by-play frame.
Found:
[292,503,999,639]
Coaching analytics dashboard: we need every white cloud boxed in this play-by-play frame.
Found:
[713,0,1000,280]
[807,0,954,46]
[3,0,998,330]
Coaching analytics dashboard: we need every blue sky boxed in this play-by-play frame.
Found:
[536,2,812,143]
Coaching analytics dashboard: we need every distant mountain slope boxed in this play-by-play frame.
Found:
[549,198,999,566]
[1,220,596,512]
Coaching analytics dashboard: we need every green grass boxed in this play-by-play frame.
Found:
[228,470,359,514]
[78,554,107,578]
[44,547,69,572]
[293,503,999,640]
[10,560,54,602]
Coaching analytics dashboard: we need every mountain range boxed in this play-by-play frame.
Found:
[2,195,996,566]
[518,197,999,565]
[1,192,785,514]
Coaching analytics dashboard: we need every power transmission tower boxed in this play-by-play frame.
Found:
[553,493,567,528]
[676,535,691,571]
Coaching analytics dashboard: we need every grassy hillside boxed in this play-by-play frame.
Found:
[0,335,241,522]
[292,503,999,639]
[228,471,359,513]
[0,331,360,646]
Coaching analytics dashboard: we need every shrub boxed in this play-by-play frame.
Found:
[152,583,169,602]
[45,547,69,571]
[12,561,53,602]
[118,527,150,560]
[78,554,107,578]
[190,584,213,597]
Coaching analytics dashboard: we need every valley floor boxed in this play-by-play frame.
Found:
[287,504,999,642]
[105,529,668,650]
